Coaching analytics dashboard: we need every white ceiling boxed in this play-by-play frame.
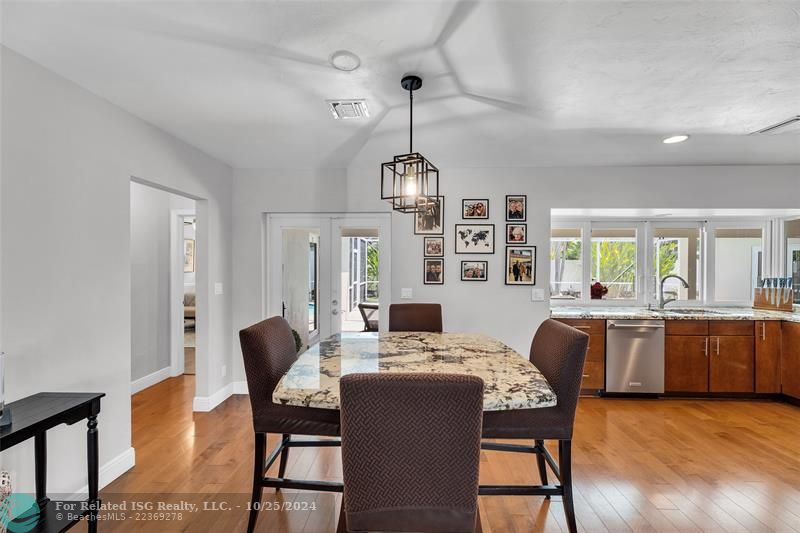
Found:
[3,1,799,169]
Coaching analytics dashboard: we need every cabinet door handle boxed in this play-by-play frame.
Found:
[716,336,720,355]
[703,337,708,357]
[574,326,592,330]
[582,374,590,378]
[761,322,766,341]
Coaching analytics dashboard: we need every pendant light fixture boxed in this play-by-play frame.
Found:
[381,75,440,214]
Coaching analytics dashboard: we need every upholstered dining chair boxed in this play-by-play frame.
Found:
[338,373,484,533]
[481,319,589,533]
[388,303,443,332]
[239,317,342,533]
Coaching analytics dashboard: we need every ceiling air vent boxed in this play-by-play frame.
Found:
[750,115,800,134]
[327,99,370,120]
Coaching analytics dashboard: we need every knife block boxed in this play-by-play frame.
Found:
[753,287,794,311]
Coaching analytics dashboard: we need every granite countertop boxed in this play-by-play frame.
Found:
[273,332,557,412]
[551,305,800,323]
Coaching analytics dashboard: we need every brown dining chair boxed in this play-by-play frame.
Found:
[357,302,379,332]
[388,303,443,332]
[239,317,343,533]
[480,319,589,533]
[338,373,484,533]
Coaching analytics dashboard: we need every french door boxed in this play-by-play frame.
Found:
[267,213,391,346]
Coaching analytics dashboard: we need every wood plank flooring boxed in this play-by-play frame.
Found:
[83,376,800,532]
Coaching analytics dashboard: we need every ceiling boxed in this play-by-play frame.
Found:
[3,1,799,169]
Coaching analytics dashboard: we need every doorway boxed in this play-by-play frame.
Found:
[267,214,391,346]
[130,181,200,398]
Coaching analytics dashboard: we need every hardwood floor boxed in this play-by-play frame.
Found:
[85,376,800,532]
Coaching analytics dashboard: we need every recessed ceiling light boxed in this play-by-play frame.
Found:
[662,134,689,144]
[330,50,360,72]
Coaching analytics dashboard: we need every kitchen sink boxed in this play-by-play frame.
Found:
[659,308,721,315]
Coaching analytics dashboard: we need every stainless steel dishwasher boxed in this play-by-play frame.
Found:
[605,319,665,394]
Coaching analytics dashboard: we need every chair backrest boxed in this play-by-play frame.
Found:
[239,317,298,423]
[529,319,589,427]
[388,303,443,332]
[357,303,376,331]
[340,373,483,533]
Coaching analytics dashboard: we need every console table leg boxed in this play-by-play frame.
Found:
[34,432,49,510]
[87,415,99,533]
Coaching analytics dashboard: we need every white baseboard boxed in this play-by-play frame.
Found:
[232,381,248,395]
[193,383,234,412]
[131,367,171,394]
[69,447,136,499]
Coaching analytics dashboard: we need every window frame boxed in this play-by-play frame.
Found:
[551,217,772,308]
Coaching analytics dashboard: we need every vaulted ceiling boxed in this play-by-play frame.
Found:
[3,1,799,169]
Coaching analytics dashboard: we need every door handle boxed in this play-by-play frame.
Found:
[716,336,720,355]
[703,337,708,357]
[761,322,766,341]
[332,309,339,316]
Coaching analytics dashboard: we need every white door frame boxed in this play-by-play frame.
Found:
[265,213,392,340]
[331,215,392,334]
[170,209,195,376]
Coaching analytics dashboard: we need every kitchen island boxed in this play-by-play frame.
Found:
[550,306,800,402]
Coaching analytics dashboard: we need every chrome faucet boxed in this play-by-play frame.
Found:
[659,275,690,308]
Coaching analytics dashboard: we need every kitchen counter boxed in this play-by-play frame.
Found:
[551,306,800,323]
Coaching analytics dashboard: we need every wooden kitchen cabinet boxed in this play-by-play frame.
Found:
[665,320,755,393]
[554,318,605,391]
[709,336,754,393]
[782,322,800,399]
[755,320,782,393]
[665,335,709,392]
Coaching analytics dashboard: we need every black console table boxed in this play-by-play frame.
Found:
[0,392,104,532]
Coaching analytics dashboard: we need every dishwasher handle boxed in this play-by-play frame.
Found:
[607,323,665,329]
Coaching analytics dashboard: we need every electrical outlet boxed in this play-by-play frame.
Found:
[221,365,227,378]
[401,288,413,299]
[214,282,224,295]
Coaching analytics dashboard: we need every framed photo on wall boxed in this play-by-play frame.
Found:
[506,195,527,222]
[506,224,527,244]
[461,261,488,281]
[423,258,444,285]
[414,197,445,235]
[424,236,444,257]
[505,246,536,285]
[462,199,489,219]
[455,224,495,254]
[184,239,195,273]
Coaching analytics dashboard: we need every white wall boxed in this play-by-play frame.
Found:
[229,164,799,374]
[1,47,233,494]
[345,165,800,354]
[130,182,193,382]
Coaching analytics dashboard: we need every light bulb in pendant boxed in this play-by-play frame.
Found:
[403,166,417,198]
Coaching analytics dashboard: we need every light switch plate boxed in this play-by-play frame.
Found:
[214,282,224,295]
[531,288,545,301]
[401,288,413,299]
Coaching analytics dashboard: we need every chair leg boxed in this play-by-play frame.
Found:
[559,439,577,533]
[277,433,291,479]
[535,439,549,493]
[248,432,266,533]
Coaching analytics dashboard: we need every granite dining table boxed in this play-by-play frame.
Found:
[273,331,557,411]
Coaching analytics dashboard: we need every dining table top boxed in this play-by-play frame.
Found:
[272,331,557,412]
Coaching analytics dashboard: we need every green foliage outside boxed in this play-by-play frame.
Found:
[366,241,379,301]
[551,238,679,299]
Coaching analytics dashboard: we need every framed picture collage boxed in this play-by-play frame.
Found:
[415,195,536,286]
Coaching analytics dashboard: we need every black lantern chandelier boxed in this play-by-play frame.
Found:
[381,75,440,214]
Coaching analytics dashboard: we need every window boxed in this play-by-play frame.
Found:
[347,237,379,311]
[713,227,762,302]
[652,227,702,302]
[591,228,637,300]
[550,228,582,300]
